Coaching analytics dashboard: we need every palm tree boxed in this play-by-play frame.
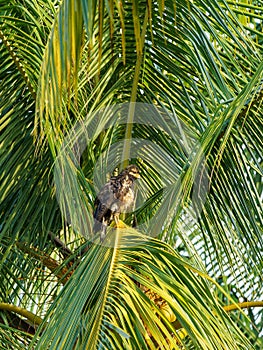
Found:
[0,0,262,348]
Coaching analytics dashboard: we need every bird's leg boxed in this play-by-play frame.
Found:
[114,213,126,228]
[114,213,119,226]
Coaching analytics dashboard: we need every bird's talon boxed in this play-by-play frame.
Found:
[115,220,127,229]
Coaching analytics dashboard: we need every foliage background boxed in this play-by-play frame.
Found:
[0,0,262,349]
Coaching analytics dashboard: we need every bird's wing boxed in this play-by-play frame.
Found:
[93,181,115,232]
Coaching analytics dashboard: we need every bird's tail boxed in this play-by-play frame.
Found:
[100,225,106,242]
[93,220,107,242]
[93,220,102,234]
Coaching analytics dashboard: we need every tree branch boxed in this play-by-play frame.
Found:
[16,242,72,284]
[223,301,263,312]
[48,231,74,259]
[0,303,43,327]
[172,300,263,330]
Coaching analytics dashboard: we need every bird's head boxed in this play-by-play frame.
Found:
[122,164,140,180]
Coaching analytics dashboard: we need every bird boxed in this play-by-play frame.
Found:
[93,164,140,241]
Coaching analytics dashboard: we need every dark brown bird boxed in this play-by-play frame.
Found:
[93,164,140,241]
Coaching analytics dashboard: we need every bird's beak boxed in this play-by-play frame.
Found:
[134,173,140,179]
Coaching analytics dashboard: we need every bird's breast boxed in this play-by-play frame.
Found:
[122,188,135,210]
[113,187,135,213]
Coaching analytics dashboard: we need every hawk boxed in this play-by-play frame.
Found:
[93,164,140,241]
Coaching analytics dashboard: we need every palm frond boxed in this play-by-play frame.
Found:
[1,0,263,348]
[32,231,252,350]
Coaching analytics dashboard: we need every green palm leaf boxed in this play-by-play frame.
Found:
[0,0,263,348]
[32,230,252,350]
